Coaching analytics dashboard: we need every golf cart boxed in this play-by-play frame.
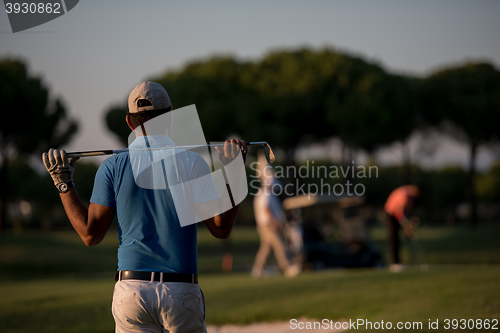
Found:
[282,194,384,270]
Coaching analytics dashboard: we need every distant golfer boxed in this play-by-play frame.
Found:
[42,82,247,332]
[251,153,300,278]
[384,185,420,269]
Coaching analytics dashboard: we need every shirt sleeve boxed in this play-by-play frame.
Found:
[90,158,116,207]
[191,155,220,204]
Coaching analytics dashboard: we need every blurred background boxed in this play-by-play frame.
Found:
[1,1,499,332]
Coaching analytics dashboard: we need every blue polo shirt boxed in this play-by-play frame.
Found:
[90,136,219,273]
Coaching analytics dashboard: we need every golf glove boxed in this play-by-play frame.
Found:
[42,148,79,186]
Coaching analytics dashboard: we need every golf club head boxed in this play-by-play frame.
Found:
[263,143,276,164]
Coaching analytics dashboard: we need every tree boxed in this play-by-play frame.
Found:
[327,73,416,151]
[420,62,500,225]
[322,64,417,183]
[477,162,500,205]
[0,58,79,232]
[104,57,259,148]
[105,105,130,147]
[105,49,413,161]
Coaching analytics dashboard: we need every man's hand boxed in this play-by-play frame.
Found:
[215,139,247,165]
[400,217,414,238]
[404,224,414,238]
[200,139,247,239]
[42,148,79,186]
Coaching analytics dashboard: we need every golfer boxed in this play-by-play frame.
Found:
[251,153,300,278]
[42,82,247,332]
[384,185,420,272]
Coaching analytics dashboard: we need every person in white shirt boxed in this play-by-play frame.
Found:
[251,153,300,278]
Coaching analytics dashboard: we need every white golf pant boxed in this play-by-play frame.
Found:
[112,280,206,333]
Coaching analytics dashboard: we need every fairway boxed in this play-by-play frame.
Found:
[0,224,499,332]
[0,266,499,332]
[202,266,500,330]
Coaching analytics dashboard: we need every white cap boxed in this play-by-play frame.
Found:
[128,82,172,113]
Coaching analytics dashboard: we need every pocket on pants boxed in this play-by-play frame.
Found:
[112,282,153,328]
[173,293,201,312]
[182,294,196,307]
[115,292,136,305]
[165,292,205,332]
[181,293,205,319]
[113,282,137,304]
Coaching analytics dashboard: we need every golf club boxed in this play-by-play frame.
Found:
[67,141,276,164]
[407,216,429,272]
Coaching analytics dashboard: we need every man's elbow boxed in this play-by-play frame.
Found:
[214,228,232,239]
[218,230,231,239]
[83,235,102,247]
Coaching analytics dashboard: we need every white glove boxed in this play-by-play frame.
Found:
[42,148,79,186]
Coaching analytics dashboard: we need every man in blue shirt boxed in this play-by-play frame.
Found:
[42,82,248,332]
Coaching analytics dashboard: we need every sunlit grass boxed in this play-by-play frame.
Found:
[0,223,499,332]
[0,266,498,332]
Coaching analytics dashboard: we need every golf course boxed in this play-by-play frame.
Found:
[2,1,500,333]
[1,223,499,332]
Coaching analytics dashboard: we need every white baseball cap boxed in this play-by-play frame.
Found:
[128,81,172,114]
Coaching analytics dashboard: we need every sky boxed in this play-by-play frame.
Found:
[1,0,500,169]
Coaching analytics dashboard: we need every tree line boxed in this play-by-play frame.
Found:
[1,48,499,231]
[106,48,500,225]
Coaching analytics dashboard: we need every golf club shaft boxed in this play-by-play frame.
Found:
[67,142,270,158]
[409,232,427,266]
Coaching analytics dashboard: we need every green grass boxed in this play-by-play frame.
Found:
[0,277,115,333]
[0,223,499,332]
[370,223,500,265]
[0,266,498,332]
[0,231,119,279]
[201,266,500,330]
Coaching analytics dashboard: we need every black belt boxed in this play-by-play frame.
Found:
[115,271,198,284]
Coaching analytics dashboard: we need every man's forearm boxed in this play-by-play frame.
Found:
[213,184,240,233]
[59,187,92,244]
[219,204,239,228]
[201,140,248,239]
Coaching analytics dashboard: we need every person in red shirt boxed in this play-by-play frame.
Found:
[384,185,421,266]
